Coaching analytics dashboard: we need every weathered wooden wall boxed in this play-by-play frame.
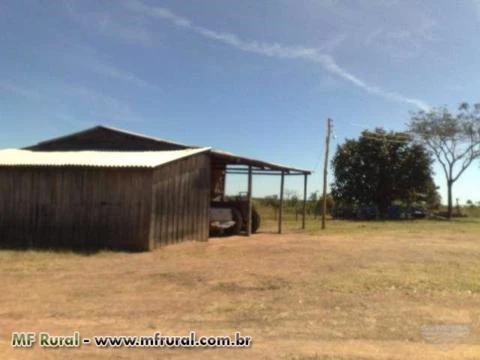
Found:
[0,167,153,251]
[150,153,211,247]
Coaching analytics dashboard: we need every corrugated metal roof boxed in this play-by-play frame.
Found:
[21,125,311,174]
[0,148,210,168]
[211,149,311,174]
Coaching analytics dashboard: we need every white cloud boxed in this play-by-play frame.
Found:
[0,81,41,100]
[63,44,158,90]
[125,2,192,29]
[64,0,153,46]
[0,79,141,124]
[124,0,429,110]
[87,60,152,88]
[365,17,439,60]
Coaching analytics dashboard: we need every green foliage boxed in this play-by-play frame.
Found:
[409,102,480,218]
[262,195,279,209]
[424,180,442,209]
[331,128,435,217]
[259,191,334,219]
[464,206,480,218]
[317,194,335,215]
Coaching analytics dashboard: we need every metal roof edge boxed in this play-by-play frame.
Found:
[151,147,211,169]
[0,147,212,169]
[211,149,311,175]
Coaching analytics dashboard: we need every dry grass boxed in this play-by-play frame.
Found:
[1,219,480,359]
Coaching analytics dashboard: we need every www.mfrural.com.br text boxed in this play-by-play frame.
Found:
[11,331,252,349]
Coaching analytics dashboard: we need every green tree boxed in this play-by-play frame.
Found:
[289,194,299,208]
[308,191,319,216]
[409,103,480,218]
[263,195,279,208]
[318,194,334,215]
[262,195,279,220]
[331,128,435,218]
[424,181,442,210]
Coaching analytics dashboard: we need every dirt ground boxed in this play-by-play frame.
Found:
[1,220,480,359]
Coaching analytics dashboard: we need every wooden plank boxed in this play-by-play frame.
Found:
[279,170,285,234]
[166,167,174,245]
[148,175,157,251]
[185,168,192,241]
[202,154,210,241]
[203,155,211,241]
[188,164,195,240]
[247,165,253,236]
[172,162,179,243]
[191,165,199,240]
[149,153,210,245]
[0,167,153,251]
[302,174,308,230]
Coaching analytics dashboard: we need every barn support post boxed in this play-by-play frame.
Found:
[247,165,253,236]
[279,170,285,234]
[302,174,307,229]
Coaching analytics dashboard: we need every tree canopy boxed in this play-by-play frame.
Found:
[331,128,436,217]
[409,102,480,218]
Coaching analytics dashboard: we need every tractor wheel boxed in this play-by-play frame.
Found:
[225,207,243,236]
[251,206,261,233]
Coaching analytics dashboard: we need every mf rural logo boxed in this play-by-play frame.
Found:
[11,332,82,348]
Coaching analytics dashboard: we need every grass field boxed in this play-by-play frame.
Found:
[1,216,480,359]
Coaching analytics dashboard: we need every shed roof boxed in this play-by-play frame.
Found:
[23,125,311,175]
[211,149,311,175]
[0,148,210,168]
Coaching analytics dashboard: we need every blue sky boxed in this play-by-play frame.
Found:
[1,0,479,203]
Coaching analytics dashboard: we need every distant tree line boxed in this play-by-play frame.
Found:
[259,191,334,220]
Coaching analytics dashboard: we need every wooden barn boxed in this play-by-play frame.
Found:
[0,126,310,251]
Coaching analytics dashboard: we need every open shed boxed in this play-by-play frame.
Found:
[0,126,311,251]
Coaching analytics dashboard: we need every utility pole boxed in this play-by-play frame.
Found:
[321,118,333,230]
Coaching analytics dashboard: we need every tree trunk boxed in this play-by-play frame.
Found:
[447,180,453,219]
